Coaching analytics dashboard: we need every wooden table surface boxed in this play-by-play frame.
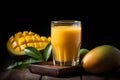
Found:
[0,68,120,80]
[0,61,120,80]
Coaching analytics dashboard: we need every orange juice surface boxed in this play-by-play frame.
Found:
[51,26,82,62]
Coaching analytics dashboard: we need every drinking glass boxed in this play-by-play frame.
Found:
[51,20,82,66]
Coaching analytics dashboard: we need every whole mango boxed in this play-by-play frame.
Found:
[6,31,51,60]
[82,45,120,73]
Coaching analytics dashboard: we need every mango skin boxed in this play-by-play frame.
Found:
[82,45,120,73]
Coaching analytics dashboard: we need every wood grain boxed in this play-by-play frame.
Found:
[29,61,82,77]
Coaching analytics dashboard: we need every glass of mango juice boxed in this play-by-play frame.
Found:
[51,20,82,66]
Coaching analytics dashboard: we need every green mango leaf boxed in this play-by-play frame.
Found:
[7,44,52,69]
[24,47,44,61]
[7,62,22,69]
[7,58,44,69]
[43,43,52,61]
[79,48,89,61]
[9,63,29,69]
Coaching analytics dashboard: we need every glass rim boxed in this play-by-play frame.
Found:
[51,20,81,24]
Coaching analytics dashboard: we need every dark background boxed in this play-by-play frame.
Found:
[0,2,120,72]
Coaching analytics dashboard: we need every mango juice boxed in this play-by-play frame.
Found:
[51,26,81,63]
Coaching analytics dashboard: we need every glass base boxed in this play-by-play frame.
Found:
[53,60,79,66]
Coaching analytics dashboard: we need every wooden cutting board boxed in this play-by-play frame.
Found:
[29,61,82,77]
